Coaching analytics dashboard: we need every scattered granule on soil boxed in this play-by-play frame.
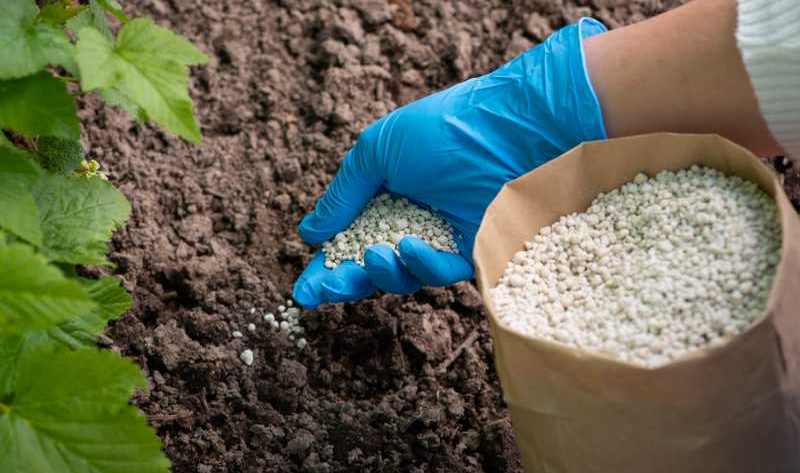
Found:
[234,301,307,357]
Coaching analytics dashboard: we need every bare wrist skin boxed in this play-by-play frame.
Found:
[583,0,782,156]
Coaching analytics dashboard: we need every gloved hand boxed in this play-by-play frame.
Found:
[293,18,608,309]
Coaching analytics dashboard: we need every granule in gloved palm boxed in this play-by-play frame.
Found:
[322,193,458,268]
[491,166,782,368]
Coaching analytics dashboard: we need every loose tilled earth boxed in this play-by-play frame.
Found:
[78,0,799,471]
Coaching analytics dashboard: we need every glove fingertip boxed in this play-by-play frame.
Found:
[292,252,329,308]
[293,278,321,309]
[364,245,422,294]
[298,213,330,245]
[320,261,377,303]
[399,237,474,286]
[363,244,396,269]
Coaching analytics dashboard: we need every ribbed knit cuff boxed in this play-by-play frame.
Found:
[736,0,800,158]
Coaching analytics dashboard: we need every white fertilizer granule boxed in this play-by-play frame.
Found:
[240,349,254,366]
[491,166,782,368]
[322,193,458,268]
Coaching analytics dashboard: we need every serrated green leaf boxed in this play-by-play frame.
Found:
[0,146,43,246]
[75,27,119,89]
[0,179,41,246]
[0,2,77,79]
[0,72,80,140]
[42,277,131,349]
[67,1,112,41]
[76,19,208,143]
[84,276,132,321]
[21,277,132,350]
[0,144,42,185]
[38,3,88,26]
[116,18,207,66]
[0,243,96,334]
[101,85,148,121]
[0,346,171,473]
[0,276,132,368]
[32,173,131,265]
[96,0,128,23]
[36,135,85,175]
[0,335,24,395]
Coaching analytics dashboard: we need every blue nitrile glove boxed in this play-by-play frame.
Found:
[293,18,608,309]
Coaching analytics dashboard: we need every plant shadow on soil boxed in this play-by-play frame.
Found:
[80,0,797,471]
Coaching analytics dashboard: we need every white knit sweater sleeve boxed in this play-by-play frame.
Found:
[736,0,800,158]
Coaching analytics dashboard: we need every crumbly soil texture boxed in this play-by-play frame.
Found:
[81,1,798,472]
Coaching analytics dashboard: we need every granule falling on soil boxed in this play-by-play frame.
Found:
[72,0,800,471]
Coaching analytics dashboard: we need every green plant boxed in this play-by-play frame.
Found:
[0,1,207,471]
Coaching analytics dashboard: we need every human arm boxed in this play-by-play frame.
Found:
[583,0,796,158]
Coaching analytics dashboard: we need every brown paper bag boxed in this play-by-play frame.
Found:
[473,133,800,473]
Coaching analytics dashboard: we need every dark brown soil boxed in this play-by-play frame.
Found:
[77,1,797,472]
